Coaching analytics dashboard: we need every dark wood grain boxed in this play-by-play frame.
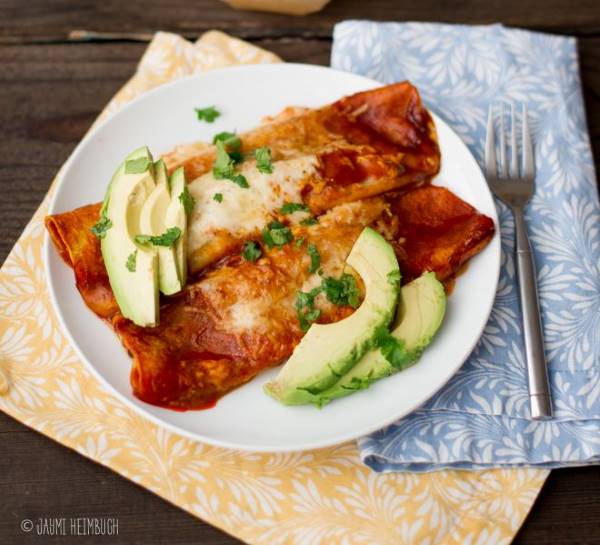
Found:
[1,1,599,544]
[0,411,244,545]
[2,0,600,43]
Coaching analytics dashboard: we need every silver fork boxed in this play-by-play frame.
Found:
[485,104,552,420]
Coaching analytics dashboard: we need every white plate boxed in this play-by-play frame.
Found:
[45,64,500,452]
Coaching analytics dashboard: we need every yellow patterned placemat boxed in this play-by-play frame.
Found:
[0,31,548,545]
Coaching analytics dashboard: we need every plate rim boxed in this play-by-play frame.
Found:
[44,63,501,452]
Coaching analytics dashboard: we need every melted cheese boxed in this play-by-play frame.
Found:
[187,156,318,253]
[227,299,263,332]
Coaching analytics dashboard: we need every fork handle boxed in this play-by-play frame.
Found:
[514,210,553,419]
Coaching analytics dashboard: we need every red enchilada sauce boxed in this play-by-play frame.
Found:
[43,82,495,412]
[305,82,440,206]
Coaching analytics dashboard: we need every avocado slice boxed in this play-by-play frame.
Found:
[100,146,159,327]
[165,167,188,287]
[315,272,446,405]
[139,160,182,295]
[264,227,400,405]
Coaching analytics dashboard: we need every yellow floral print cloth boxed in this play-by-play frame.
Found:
[0,31,548,545]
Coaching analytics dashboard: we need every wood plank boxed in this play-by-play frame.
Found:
[515,466,600,544]
[2,0,600,43]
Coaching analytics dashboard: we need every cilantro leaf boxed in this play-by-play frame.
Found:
[229,151,244,164]
[307,243,320,274]
[262,221,292,248]
[90,216,112,239]
[300,217,318,226]
[271,226,292,245]
[195,106,220,123]
[125,157,152,174]
[179,185,195,216]
[213,193,223,203]
[135,226,181,247]
[134,234,152,245]
[295,287,322,331]
[387,269,401,288]
[373,326,410,369]
[295,236,305,248]
[126,250,137,272]
[280,202,310,215]
[302,308,321,328]
[261,229,274,248]
[213,140,236,179]
[213,140,249,188]
[212,131,241,151]
[242,241,262,262]
[255,146,273,174]
[321,273,360,308]
[295,287,320,311]
[230,173,249,188]
[213,132,242,163]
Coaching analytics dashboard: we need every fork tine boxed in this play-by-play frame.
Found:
[499,104,508,178]
[522,104,535,181]
[510,103,518,177]
[485,105,496,178]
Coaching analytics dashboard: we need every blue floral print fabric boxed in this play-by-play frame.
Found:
[331,22,600,471]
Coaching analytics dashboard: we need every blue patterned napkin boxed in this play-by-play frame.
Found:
[332,22,600,471]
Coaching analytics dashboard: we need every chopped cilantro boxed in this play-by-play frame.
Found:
[280,202,310,215]
[374,326,410,369]
[271,227,292,245]
[295,287,322,331]
[179,185,195,216]
[195,106,220,123]
[255,146,273,174]
[213,132,242,163]
[213,192,223,203]
[213,140,249,188]
[293,271,362,330]
[295,236,305,248]
[261,230,274,248]
[262,221,293,248]
[307,243,320,274]
[242,241,262,262]
[213,140,235,179]
[321,273,360,308]
[230,173,249,188]
[229,150,244,164]
[212,131,241,151]
[126,250,137,272]
[300,217,318,226]
[387,269,401,288]
[125,157,151,174]
[90,216,112,239]
[135,226,181,247]
[295,288,320,310]
[302,308,321,328]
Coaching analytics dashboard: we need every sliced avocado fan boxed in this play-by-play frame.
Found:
[314,271,446,406]
[264,227,401,405]
[99,148,190,327]
[139,160,182,296]
[100,146,159,327]
[165,167,189,287]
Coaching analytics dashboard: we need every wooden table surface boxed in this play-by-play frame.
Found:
[1,1,599,544]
